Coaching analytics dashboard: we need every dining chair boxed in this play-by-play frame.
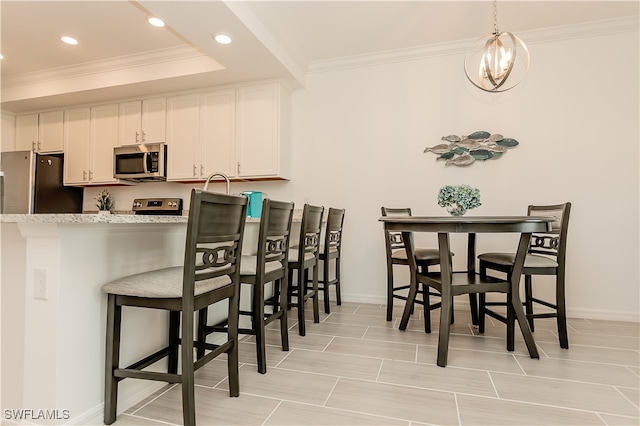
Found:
[317,207,345,314]
[287,203,324,336]
[477,202,571,348]
[101,189,247,425]
[198,198,294,374]
[381,207,461,332]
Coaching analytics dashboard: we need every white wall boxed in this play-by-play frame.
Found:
[82,22,639,322]
[286,24,639,321]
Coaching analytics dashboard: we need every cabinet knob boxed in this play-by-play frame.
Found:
[142,131,146,142]
[89,170,93,181]
[193,164,196,177]
[32,141,36,151]
[135,132,139,142]
[83,171,87,181]
[200,164,204,176]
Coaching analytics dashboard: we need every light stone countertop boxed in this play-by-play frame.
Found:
[0,210,304,224]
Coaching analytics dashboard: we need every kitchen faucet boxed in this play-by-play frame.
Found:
[203,172,231,194]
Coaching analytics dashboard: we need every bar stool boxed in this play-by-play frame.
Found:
[287,203,324,336]
[198,198,295,374]
[478,202,572,348]
[101,189,247,426]
[317,208,345,314]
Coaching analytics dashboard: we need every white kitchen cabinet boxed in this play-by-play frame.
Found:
[166,94,200,181]
[199,89,236,178]
[15,111,63,153]
[118,97,166,145]
[236,83,290,179]
[15,114,38,151]
[64,105,119,185]
[90,104,119,184]
[166,90,236,182]
[38,110,64,152]
[63,108,91,185]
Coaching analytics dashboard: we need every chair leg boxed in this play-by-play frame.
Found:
[468,293,479,326]
[312,265,320,323]
[181,305,196,426]
[556,271,569,349]
[227,284,240,397]
[524,275,535,331]
[278,278,290,352]
[287,269,294,310]
[254,279,267,374]
[168,311,180,373]
[506,291,515,352]
[335,257,342,306]
[196,308,208,360]
[422,283,431,334]
[323,259,331,314]
[104,294,121,425]
[297,267,306,336]
[386,263,394,321]
[478,293,486,334]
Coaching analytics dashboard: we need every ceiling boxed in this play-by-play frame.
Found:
[1,1,638,113]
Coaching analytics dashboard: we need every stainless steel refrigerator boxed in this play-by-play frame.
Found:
[0,151,83,214]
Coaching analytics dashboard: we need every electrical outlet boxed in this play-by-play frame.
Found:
[34,269,48,300]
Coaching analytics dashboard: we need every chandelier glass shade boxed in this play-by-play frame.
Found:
[464,1,530,93]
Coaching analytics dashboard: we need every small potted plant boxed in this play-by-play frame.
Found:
[95,189,114,214]
[437,184,481,216]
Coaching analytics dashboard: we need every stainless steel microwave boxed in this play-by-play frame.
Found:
[113,143,167,181]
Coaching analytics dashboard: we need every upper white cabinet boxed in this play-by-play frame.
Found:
[64,108,91,185]
[199,89,236,178]
[236,83,290,179]
[15,111,64,153]
[166,83,289,182]
[90,104,120,184]
[64,105,120,186]
[166,94,201,181]
[118,98,166,145]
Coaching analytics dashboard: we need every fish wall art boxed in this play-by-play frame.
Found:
[424,131,519,167]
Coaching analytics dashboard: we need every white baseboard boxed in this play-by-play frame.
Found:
[340,293,640,323]
[70,381,168,425]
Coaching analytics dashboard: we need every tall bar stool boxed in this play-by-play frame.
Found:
[198,198,295,374]
[287,203,324,336]
[101,189,247,426]
[478,202,572,348]
[317,208,345,314]
[381,207,451,331]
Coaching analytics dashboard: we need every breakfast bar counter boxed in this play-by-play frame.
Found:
[0,212,301,423]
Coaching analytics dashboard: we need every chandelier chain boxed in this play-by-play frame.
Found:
[493,0,499,35]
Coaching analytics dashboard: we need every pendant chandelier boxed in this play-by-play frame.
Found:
[464,0,530,93]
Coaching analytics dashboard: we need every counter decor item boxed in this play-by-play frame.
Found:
[437,184,481,216]
[95,189,114,214]
[424,131,519,167]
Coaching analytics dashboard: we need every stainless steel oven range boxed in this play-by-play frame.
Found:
[132,198,183,215]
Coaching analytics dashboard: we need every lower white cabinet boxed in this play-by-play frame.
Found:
[64,105,119,185]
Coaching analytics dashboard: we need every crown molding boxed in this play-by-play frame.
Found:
[308,16,639,75]
[2,46,221,88]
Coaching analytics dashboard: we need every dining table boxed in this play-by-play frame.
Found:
[379,215,554,367]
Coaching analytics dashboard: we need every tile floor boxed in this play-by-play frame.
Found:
[114,302,639,425]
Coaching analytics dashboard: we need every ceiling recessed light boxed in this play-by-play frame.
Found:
[0,54,3,60]
[61,36,78,45]
[148,17,165,27]
[214,33,232,45]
